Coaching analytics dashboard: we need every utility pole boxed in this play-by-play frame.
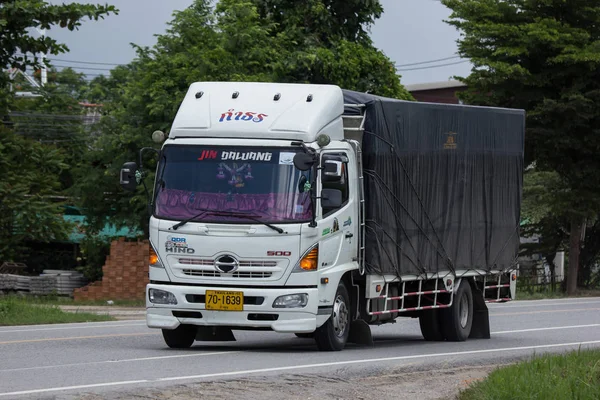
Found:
[36,28,48,87]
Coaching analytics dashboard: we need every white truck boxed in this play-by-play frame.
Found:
[120,82,524,351]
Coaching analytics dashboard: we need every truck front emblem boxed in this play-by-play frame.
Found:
[215,255,239,273]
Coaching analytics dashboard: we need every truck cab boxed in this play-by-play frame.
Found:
[121,82,364,350]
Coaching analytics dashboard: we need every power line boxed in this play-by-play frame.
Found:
[52,64,114,71]
[46,57,123,67]
[396,60,470,72]
[395,55,460,68]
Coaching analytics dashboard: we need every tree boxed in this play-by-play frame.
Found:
[442,0,600,294]
[0,0,118,114]
[252,0,383,44]
[74,0,412,235]
[0,127,71,261]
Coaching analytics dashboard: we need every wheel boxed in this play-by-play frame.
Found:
[440,280,473,341]
[162,324,197,348]
[295,332,315,338]
[418,309,444,341]
[314,282,351,351]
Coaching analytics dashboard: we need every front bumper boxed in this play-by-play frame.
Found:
[146,283,319,333]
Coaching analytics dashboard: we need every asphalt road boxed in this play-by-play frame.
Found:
[1,297,600,399]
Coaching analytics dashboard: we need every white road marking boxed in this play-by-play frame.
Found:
[2,340,600,397]
[493,324,600,335]
[0,322,146,334]
[0,351,241,373]
[489,300,600,309]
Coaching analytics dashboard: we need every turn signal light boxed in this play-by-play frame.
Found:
[149,247,159,266]
[300,247,319,271]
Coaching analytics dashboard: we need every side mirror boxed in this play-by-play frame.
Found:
[120,161,138,192]
[323,160,343,182]
[293,152,315,171]
[321,188,343,209]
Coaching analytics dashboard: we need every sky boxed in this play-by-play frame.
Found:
[44,0,471,86]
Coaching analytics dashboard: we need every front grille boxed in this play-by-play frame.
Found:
[182,269,272,278]
[179,258,277,268]
[176,257,280,280]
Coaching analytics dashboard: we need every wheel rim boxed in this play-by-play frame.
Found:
[332,294,349,338]
[459,294,469,328]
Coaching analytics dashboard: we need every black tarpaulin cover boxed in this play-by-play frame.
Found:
[343,90,525,277]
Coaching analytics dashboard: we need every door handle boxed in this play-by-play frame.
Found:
[345,232,354,238]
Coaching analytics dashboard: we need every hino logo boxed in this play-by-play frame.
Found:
[166,247,195,254]
[215,255,239,273]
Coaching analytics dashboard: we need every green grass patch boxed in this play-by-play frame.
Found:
[459,349,600,400]
[6,295,145,308]
[516,289,600,301]
[0,297,115,326]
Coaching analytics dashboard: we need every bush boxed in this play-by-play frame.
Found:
[77,236,113,281]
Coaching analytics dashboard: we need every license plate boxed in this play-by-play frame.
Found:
[205,290,243,311]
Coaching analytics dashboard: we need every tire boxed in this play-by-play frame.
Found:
[440,280,473,341]
[162,324,197,348]
[419,309,444,341]
[314,282,351,351]
[295,332,315,339]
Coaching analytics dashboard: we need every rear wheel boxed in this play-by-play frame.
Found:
[314,282,350,351]
[162,324,196,348]
[440,280,473,341]
[418,309,444,341]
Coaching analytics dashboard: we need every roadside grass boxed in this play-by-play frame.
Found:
[515,288,600,301]
[458,349,600,400]
[8,295,145,308]
[0,297,114,326]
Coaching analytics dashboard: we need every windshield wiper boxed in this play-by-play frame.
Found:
[170,209,285,234]
[170,209,210,230]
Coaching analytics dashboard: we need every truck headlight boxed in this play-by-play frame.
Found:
[273,293,308,308]
[149,288,178,305]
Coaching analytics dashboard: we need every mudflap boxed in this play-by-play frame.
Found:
[469,287,490,339]
[196,326,236,341]
[347,319,374,347]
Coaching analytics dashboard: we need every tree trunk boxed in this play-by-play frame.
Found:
[567,219,582,295]
[545,253,556,292]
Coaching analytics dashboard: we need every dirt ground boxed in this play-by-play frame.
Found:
[73,364,502,400]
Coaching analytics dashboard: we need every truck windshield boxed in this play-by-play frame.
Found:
[154,145,313,224]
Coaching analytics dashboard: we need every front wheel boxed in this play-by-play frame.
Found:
[162,324,197,348]
[314,282,351,351]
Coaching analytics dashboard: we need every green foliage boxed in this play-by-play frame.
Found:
[252,0,383,44]
[442,0,600,218]
[11,68,92,190]
[0,0,118,113]
[74,0,411,234]
[0,127,72,262]
[0,1,118,71]
[77,235,112,281]
[459,349,600,400]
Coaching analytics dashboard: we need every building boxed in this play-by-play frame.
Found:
[405,80,467,104]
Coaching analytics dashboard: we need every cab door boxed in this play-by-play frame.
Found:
[317,150,358,274]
